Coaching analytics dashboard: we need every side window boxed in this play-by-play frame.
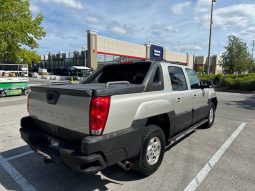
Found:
[185,68,201,89]
[168,66,188,91]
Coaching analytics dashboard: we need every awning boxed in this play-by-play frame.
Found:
[71,66,91,70]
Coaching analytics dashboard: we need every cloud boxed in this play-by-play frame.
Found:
[227,32,238,37]
[237,26,255,40]
[107,22,135,35]
[68,36,79,40]
[194,4,255,29]
[194,0,211,13]
[109,26,127,35]
[150,24,180,39]
[154,41,203,53]
[171,2,192,15]
[46,27,66,39]
[40,0,84,10]
[30,2,40,14]
[85,16,101,24]
[177,44,202,51]
[242,26,255,34]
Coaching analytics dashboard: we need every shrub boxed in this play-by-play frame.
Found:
[195,66,205,75]
[199,74,215,82]
[200,73,255,91]
[214,74,224,85]
[221,75,255,91]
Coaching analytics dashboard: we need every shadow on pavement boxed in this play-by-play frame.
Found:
[101,165,142,181]
[0,128,204,190]
[0,146,135,191]
[226,95,255,110]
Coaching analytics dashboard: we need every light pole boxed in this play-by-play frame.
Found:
[252,40,254,59]
[207,0,216,74]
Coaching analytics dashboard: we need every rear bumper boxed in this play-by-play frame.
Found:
[20,117,143,173]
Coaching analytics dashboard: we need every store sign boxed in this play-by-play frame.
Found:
[150,45,163,61]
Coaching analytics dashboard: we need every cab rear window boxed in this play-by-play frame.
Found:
[84,62,151,84]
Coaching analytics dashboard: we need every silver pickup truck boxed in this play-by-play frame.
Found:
[20,61,217,177]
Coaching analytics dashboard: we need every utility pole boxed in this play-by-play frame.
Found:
[252,40,254,59]
[207,0,216,74]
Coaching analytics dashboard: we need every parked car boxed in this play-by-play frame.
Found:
[20,61,217,176]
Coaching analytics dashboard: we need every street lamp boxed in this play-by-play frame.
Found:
[207,0,216,74]
[252,40,254,59]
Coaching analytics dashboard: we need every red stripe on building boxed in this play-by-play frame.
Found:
[97,51,146,60]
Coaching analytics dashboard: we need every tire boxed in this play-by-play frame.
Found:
[24,88,30,95]
[132,125,165,177]
[0,91,6,98]
[203,104,215,128]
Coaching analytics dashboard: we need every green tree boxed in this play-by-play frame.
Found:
[194,66,205,75]
[221,35,254,74]
[0,0,45,64]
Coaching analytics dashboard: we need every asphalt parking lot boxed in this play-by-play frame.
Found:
[0,91,255,191]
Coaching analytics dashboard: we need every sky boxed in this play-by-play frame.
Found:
[30,0,255,56]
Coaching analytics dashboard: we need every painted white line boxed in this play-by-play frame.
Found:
[0,183,7,191]
[0,121,19,126]
[183,122,247,191]
[5,151,34,162]
[0,154,37,191]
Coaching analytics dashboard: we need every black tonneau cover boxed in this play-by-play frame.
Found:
[30,83,145,97]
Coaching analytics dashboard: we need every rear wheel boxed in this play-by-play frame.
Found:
[132,125,165,177]
[203,104,215,128]
[24,88,30,95]
[0,91,6,97]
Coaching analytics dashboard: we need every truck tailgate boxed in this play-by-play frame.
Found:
[29,84,94,135]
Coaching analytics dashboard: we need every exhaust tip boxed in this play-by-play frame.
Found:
[118,161,132,171]
[125,162,131,170]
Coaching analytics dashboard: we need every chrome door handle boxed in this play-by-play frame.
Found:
[176,98,181,103]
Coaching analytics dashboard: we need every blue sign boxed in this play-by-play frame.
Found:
[150,45,163,61]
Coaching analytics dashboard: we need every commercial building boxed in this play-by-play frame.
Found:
[37,30,222,74]
[194,55,223,74]
[33,51,86,75]
[87,30,194,70]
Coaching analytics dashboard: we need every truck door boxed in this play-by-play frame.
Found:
[168,66,193,134]
[185,68,209,124]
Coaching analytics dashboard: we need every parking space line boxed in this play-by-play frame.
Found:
[0,121,20,126]
[183,122,247,191]
[0,154,37,191]
[0,183,6,191]
[5,151,34,162]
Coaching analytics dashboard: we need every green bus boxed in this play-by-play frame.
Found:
[0,64,29,97]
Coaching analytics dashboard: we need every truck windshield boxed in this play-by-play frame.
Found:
[83,62,151,84]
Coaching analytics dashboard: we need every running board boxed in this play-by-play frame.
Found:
[166,119,208,149]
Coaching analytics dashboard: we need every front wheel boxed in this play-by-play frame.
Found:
[132,125,165,177]
[23,88,30,95]
[203,104,215,128]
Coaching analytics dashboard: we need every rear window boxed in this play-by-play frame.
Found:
[84,63,151,84]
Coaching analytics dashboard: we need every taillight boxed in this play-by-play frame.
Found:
[89,96,111,135]
[27,93,31,113]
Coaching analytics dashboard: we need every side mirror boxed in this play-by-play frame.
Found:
[201,81,214,88]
